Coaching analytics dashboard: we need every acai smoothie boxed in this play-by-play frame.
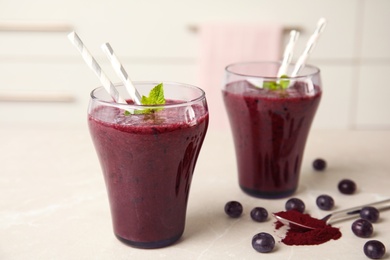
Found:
[223,79,321,198]
[88,83,209,248]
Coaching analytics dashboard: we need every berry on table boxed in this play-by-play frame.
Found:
[364,240,386,259]
[250,207,268,222]
[313,158,327,171]
[316,194,335,210]
[338,179,357,194]
[285,198,305,213]
[351,219,373,238]
[252,232,275,253]
[224,201,243,218]
[360,206,380,223]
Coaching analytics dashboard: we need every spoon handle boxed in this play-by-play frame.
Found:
[323,198,390,225]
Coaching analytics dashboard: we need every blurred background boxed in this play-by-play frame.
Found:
[0,0,389,130]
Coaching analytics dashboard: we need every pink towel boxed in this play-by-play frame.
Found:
[197,22,283,131]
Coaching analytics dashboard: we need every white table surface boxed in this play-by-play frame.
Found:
[1,123,390,260]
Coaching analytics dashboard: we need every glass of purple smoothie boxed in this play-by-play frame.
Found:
[222,61,322,199]
[88,82,209,248]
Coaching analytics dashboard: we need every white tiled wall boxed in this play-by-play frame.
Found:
[0,0,389,130]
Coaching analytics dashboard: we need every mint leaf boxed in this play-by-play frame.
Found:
[124,110,131,116]
[262,75,290,90]
[140,83,165,106]
[123,83,166,115]
[263,81,278,90]
[279,75,290,89]
[134,83,166,115]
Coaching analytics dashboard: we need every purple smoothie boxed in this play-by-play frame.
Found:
[88,101,208,248]
[223,80,321,198]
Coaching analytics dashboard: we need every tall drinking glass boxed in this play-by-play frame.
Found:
[88,82,209,248]
[222,62,322,199]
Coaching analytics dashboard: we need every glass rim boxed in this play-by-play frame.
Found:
[90,81,206,109]
[225,61,321,80]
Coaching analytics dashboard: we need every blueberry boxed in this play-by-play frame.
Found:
[360,207,380,223]
[316,194,335,210]
[250,207,268,222]
[338,179,357,194]
[252,232,275,253]
[351,219,373,238]
[285,198,305,213]
[364,240,386,259]
[313,158,327,171]
[224,201,243,218]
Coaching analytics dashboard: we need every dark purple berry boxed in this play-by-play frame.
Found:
[364,240,386,259]
[313,158,327,171]
[338,179,357,194]
[351,219,373,238]
[316,194,335,210]
[250,207,268,222]
[285,198,305,213]
[360,207,380,223]
[224,201,243,218]
[252,232,275,253]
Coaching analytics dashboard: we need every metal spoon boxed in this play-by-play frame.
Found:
[273,198,390,230]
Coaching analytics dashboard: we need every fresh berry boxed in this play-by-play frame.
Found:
[313,158,327,171]
[250,207,268,222]
[364,240,386,259]
[316,195,335,210]
[360,207,380,223]
[252,232,275,253]
[351,219,373,238]
[338,179,357,194]
[224,201,243,218]
[285,198,305,213]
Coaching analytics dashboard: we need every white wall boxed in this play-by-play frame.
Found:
[0,0,389,130]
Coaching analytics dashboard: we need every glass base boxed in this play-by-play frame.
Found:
[115,233,182,249]
[240,185,296,199]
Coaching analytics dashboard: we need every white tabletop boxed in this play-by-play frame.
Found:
[1,123,390,260]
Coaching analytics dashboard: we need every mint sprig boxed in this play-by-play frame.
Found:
[262,75,290,90]
[124,83,165,115]
[140,83,165,107]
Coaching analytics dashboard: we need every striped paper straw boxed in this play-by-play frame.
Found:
[291,18,327,77]
[67,31,127,104]
[277,30,300,77]
[101,43,142,105]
